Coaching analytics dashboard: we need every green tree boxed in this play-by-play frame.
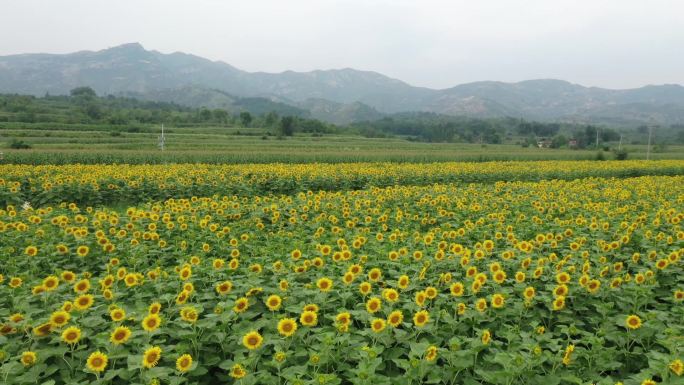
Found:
[550,135,568,148]
[70,87,97,99]
[198,108,212,122]
[212,109,229,124]
[264,111,279,127]
[240,111,252,127]
[279,116,295,136]
[84,103,103,120]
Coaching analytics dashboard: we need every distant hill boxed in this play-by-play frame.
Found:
[1,43,684,125]
[127,86,309,117]
[296,98,384,125]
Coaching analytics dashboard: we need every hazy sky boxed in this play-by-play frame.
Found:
[1,0,682,89]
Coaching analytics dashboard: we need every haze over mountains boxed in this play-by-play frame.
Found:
[1,42,683,125]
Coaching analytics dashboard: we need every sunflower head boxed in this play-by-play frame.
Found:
[300,310,318,327]
[142,346,162,369]
[242,331,264,350]
[625,315,642,330]
[387,310,403,327]
[20,351,37,367]
[110,326,132,345]
[142,314,161,332]
[277,318,298,337]
[61,326,82,345]
[413,310,430,327]
[176,354,193,373]
[265,295,282,311]
[371,318,386,333]
[50,310,70,328]
[230,363,247,379]
[86,351,108,373]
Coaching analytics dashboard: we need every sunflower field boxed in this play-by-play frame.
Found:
[0,163,682,385]
[1,160,684,206]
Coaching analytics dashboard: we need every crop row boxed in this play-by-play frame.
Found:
[1,160,684,206]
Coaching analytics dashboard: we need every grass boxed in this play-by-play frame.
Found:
[1,123,683,164]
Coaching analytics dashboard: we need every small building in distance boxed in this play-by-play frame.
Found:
[537,138,552,148]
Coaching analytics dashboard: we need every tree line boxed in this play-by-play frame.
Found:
[1,88,681,146]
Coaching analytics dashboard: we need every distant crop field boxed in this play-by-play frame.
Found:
[2,121,683,164]
[1,128,683,164]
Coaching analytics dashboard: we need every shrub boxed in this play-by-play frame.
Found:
[614,149,628,160]
[9,139,31,149]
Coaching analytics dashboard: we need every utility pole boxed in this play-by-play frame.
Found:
[158,123,166,151]
[646,125,653,160]
[595,127,600,149]
[618,134,623,151]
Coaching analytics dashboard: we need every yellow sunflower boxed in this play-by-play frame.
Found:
[523,287,536,301]
[233,297,249,313]
[215,281,233,295]
[316,277,333,292]
[450,282,464,297]
[74,279,90,293]
[336,312,351,326]
[552,296,566,311]
[86,351,108,373]
[61,326,81,345]
[110,326,132,345]
[670,359,684,376]
[481,330,491,345]
[265,295,282,311]
[625,315,642,330]
[176,354,193,373]
[32,322,52,337]
[365,297,382,313]
[387,310,404,327]
[74,294,94,311]
[43,276,59,291]
[142,313,161,332]
[475,298,488,312]
[425,345,438,362]
[413,310,430,327]
[76,245,90,257]
[110,307,126,322]
[300,310,318,327]
[242,331,264,350]
[24,246,38,257]
[49,310,70,328]
[148,302,162,315]
[371,318,386,333]
[20,351,37,367]
[230,363,247,379]
[491,294,505,309]
[142,346,162,369]
[277,318,298,337]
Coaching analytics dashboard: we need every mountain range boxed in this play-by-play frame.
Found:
[1,42,683,125]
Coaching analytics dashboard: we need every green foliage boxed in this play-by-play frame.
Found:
[279,116,295,136]
[69,86,97,98]
[8,139,31,149]
[0,173,682,384]
[239,111,252,127]
[614,149,629,160]
[550,135,568,149]
[351,113,509,143]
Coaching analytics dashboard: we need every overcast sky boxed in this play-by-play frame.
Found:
[1,0,682,89]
